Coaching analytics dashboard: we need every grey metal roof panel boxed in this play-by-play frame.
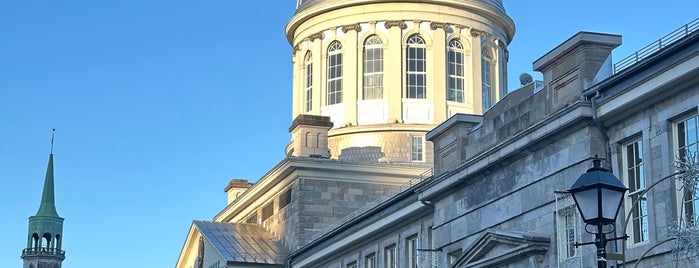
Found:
[194,220,288,264]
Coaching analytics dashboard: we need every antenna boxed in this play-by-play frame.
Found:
[51,128,55,154]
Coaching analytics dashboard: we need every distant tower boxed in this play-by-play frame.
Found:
[22,144,65,268]
[286,0,515,164]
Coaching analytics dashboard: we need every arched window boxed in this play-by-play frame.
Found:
[406,34,427,99]
[481,48,494,110]
[363,35,383,99]
[304,52,313,112]
[327,41,343,105]
[447,39,465,102]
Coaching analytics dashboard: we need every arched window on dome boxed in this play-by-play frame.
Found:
[327,41,343,105]
[304,52,313,112]
[481,47,494,110]
[447,39,465,103]
[406,34,427,99]
[363,35,383,100]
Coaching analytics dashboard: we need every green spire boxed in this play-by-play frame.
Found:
[35,153,60,217]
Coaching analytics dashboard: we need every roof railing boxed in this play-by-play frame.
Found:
[614,18,699,73]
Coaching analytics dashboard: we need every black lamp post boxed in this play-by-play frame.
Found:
[568,158,628,268]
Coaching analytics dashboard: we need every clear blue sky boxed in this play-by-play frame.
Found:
[1,1,696,267]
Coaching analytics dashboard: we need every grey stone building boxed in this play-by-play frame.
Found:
[176,0,699,266]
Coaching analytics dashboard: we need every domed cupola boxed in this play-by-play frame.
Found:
[286,0,515,164]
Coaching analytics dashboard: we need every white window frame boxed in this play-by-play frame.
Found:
[411,136,424,162]
[304,52,313,112]
[481,48,494,110]
[327,41,343,105]
[406,235,418,268]
[675,114,699,224]
[363,35,383,100]
[364,253,376,268]
[384,244,396,268]
[556,205,579,259]
[447,39,465,103]
[406,34,427,99]
[622,138,649,245]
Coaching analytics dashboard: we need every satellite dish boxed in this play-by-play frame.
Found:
[519,73,533,86]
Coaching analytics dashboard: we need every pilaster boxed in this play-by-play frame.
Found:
[431,22,448,123]
[384,21,405,123]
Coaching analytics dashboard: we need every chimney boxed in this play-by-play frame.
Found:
[533,32,621,112]
[224,179,252,205]
[287,114,333,158]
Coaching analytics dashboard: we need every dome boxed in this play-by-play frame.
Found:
[295,0,506,13]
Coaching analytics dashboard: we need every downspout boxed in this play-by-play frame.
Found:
[591,91,613,171]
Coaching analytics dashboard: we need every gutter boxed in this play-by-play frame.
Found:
[590,91,613,171]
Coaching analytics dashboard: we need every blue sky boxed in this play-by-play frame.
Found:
[1,1,696,267]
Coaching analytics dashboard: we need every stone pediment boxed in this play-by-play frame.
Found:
[453,230,550,268]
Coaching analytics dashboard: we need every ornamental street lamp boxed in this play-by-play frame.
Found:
[568,158,628,268]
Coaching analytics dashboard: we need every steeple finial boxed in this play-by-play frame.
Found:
[36,130,60,217]
[51,128,55,154]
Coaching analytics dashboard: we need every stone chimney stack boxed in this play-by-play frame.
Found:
[287,114,333,158]
[533,32,621,112]
[224,179,252,205]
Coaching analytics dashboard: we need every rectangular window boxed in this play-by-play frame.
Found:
[278,189,292,210]
[261,202,274,221]
[623,138,649,244]
[556,206,578,259]
[406,235,418,268]
[411,136,424,162]
[384,244,396,268]
[304,60,313,112]
[246,213,258,224]
[346,261,357,268]
[364,253,376,268]
[677,114,699,222]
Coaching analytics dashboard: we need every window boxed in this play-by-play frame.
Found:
[364,253,376,268]
[346,261,357,268]
[406,34,427,99]
[406,235,418,268]
[557,206,578,259]
[261,202,274,221]
[623,139,648,244]
[246,213,258,224]
[304,52,313,112]
[327,41,343,105]
[677,114,699,221]
[411,136,424,162]
[279,189,292,210]
[448,249,462,265]
[481,48,494,110]
[363,35,383,100]
[447,39,465,102]
[384,244,396,268]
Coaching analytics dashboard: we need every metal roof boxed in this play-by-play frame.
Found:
[194,221,288,264]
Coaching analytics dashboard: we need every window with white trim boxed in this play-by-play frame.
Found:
[363,35,383,100]
[623,138,649,244]
[481,48,494,110]
[346,261,357,268]
[406,235,418,268]
[304,52,313,112]
[411,136,424,162]
[406,34,426,99]
[677,114,699,222]
[447,39,465,103]
[327,41,343,105]
[557,205,579,259]
[384,244,396,268]
[365,253,376,268]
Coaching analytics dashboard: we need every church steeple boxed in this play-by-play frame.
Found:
[22,130,65,268]
[35,154,59,217]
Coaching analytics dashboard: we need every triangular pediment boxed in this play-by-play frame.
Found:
[454,229,550,268]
